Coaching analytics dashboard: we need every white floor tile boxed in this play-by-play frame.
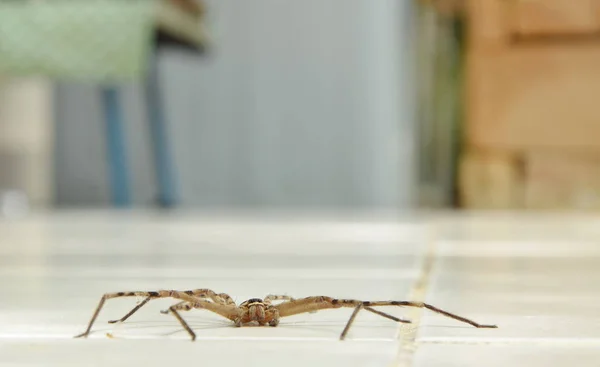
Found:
[413,344,600,367]
[4,210,600,366]
[418,223,600,347]
[0,211,426,366]
[0,339,399,367]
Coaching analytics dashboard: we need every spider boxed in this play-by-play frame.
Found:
[74,288,497,341]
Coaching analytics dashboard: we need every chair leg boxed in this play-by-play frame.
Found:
[145,52,178,208]
[101,86,131,207]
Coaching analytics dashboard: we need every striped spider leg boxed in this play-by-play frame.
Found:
[109,289,235,324]
[74,289,240,339]
[75,292,497,341]
[264,294,295,303]
[160,295,411,340]
[161,295,286,339]
[273,296,498,340]
[157,293,294,314]
[157,294,296,318]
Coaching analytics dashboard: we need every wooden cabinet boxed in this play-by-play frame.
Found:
[524,152,600,210]
[512,0,600,37]
[467,43,600,149]
[459,150,523,209]
[467,0,600,46]
[460,0,600,209]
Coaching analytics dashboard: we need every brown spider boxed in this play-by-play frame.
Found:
[74,288,497,341]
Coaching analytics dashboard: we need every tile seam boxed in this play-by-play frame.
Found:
[391,227,438,367]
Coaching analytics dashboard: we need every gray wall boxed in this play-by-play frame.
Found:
[54,0,417,209]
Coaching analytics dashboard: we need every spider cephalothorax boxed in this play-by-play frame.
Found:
[75,288,497,341]
[237,298,279,326]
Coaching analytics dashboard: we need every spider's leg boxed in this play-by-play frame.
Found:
[107,296,152,324]
[276,296,403,317]
[163,295,239,340]
[264,294,295,304]
[216,293,236,305]
[337,304,412,340]
[108,288,232,324]
[160,300,187,314]
[274,296,366,339]
[340,303,363,340]
[267,308,280,326]
[159,292,235,315]
[340,300,496,339]
[161,300,200,314]
[363,306,412,324]
[275,296,496,340]
[168,305,197,341]
[373,301,498,329]
[275,296,349,317]
[163,299,242,340]
[338,303,412,340]
[74,290,238,338]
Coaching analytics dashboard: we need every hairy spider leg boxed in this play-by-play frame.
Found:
[74,290,240,339]
[168,297,283,339]
[263,294,295,304]
[109,289,234,323]
[162,299,243,341]
[76,292,497,342]
[275,296,497,340]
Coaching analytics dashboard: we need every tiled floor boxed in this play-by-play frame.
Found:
[1,210,599,366]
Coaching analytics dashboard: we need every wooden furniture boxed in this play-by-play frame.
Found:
[0,0,207,208]
[459,0,600,210]
[103,0,207,208]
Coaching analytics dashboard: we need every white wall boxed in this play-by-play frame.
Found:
[0,77,54,208]
[55,0,417,209]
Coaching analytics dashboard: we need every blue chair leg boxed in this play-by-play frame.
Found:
[145,53,178,208]
[102,86,132,207]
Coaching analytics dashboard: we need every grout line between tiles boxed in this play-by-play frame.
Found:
[416,337,600,347]
[391,228,438,367]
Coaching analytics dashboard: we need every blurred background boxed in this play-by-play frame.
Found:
[1,0,597,215]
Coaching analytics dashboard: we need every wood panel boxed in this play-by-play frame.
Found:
[466,43,600,149]
[524,151,600,210]
[459,150,524,209]
[460,0,600,210]
[458,150,600,210]
[512,0,600,37]
[465,0,600,49]
[466,0,511,48]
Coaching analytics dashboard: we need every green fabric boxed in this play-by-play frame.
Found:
[0,1,158,83]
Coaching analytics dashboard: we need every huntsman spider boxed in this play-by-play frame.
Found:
[74,288,497,341]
